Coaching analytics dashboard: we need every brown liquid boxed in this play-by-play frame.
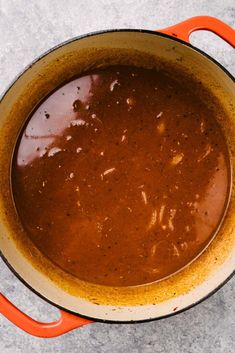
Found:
[12,65,230,286]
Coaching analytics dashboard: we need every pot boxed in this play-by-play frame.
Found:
[0,16,234,337]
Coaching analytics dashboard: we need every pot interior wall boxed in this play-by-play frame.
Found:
[0,30,234,321]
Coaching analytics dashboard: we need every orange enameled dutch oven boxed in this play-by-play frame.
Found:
[0,16,234,337]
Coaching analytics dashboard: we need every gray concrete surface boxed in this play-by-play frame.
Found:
[0,0,234,352]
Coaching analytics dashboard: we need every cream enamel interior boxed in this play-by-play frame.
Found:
[0,31,234,321]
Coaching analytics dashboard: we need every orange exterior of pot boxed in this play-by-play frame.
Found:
[159,16,235,47]
[0,16,234,337]
[0,294,91,338]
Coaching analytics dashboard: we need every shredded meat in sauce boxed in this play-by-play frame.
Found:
[12,65,230,286]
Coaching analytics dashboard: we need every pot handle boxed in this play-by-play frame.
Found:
[159,16,235,47]
[0,293,92,337]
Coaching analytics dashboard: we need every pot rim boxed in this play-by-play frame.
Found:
[1,249,234,324]
[1,28,234,104]
[0,28,234,323]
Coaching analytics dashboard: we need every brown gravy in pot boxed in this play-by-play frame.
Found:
[12,65,230,286]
